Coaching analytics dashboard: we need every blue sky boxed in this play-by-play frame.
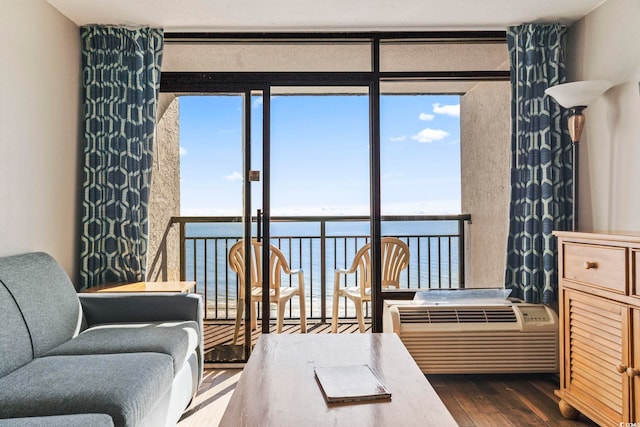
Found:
[179,93,461,216]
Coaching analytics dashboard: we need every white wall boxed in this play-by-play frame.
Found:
[566,0,640,232]
[0,1,80,279]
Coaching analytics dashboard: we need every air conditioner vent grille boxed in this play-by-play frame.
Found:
[398,306,518,324]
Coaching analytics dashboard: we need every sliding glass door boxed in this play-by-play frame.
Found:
[269,87,371,329]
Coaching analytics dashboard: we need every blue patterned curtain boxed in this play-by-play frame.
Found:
[504,24,572,304]
[80,26,164,288]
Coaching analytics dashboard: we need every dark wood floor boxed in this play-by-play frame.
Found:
[428,374,597,427]
[188,321,599,427]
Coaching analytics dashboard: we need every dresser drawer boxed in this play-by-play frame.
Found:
[562,243,626,293]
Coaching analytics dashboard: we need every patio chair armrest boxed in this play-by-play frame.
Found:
[333,269,352,292]
[79,292,203,327]
[282,268,305,293]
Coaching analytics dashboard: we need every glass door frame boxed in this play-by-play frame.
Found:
[240,89,254,357]
[267,84,378,330]
[217,87,272,359]
[176,87,270,360]
[243,87,272,358]
[259,86,272,340]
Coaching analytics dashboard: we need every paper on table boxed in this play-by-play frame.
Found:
[314,364,391,404]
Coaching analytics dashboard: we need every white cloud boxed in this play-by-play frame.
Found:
[433,103,460,117]
[224,171,243,181]
[411,128,449,143]
[179,146,187,156]
[419,112,435,121]
[253,97,263,108]
[390,136,406,142]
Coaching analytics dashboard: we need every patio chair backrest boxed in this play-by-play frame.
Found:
[228,239,293,299]
[348,237,410,296]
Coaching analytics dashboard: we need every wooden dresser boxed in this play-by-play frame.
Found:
[555,231,640,426]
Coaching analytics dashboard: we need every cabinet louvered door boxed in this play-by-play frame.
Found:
[632,309,640,422]
[563,288,628,426]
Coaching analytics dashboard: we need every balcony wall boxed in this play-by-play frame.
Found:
[148,96,181,281]
[460,81,511,287]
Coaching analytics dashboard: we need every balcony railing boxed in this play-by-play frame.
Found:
[172,214,471,321]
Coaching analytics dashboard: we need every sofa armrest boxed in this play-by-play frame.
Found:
[78,293,203,327]
[78,292,205,387]
[78,292,205,386]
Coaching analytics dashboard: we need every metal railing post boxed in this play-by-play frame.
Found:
[458,217,466,288]
[320,219,327,322]
[179,220,186,282]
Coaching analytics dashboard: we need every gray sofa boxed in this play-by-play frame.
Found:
[0,252,204,427]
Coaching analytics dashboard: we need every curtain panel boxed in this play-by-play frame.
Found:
[80,26,164,288]
[504,24,572,304]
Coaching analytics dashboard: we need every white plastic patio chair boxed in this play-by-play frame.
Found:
[331,237,410,333]
[229,239,307,344]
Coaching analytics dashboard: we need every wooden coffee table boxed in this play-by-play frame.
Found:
[81,281,196,293]
[220,333,457,427]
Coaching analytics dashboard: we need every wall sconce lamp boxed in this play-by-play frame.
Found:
[544,80,612,230]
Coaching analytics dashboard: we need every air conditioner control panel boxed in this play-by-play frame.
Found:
[518,305,555,325]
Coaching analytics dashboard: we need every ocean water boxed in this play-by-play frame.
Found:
[184,220,461,319]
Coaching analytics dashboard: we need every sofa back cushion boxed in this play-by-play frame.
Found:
[0,252,81,357]
[0,283,33,377]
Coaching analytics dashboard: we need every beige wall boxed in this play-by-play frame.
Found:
[147,96,181,281]
[461,81,511,287]
[566,0,640,232]
[0,1,80,279]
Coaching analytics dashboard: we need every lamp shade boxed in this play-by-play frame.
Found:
[545,80,613,108]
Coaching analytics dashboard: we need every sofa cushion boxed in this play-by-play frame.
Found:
[0,283,33,377]
[45,321,199,375]
[0,253,81,357]
[0,353,173,427]
[0,413,114,427]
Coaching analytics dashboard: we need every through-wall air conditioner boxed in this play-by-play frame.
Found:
[383,300,559,374]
